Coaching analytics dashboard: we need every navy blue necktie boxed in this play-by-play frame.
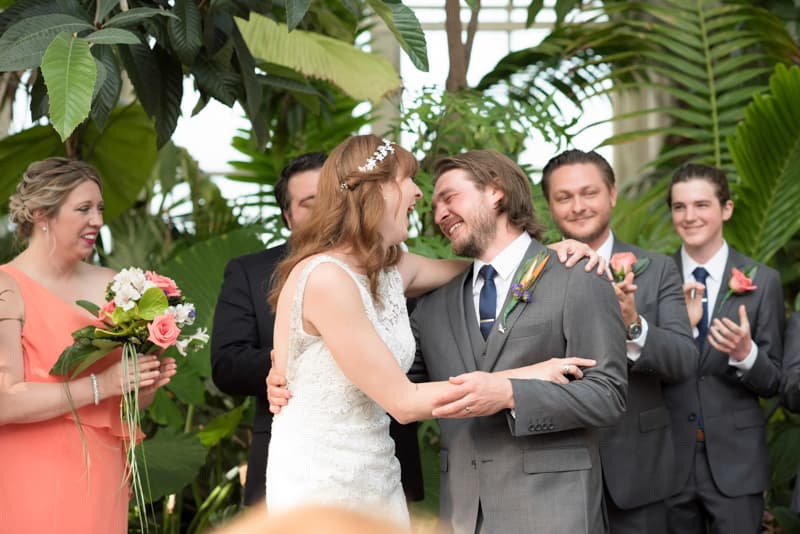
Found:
[478,265,497,339]
[693,266,710,349]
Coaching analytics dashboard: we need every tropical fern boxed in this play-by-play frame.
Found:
[480,0,796,250]
[725,64,800,264]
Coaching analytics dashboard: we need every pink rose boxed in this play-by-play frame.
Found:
[147,313,181,348]
[729,267,757,294]
[98,299,116,323]
[610,252,637,281]
[146,271,181,297]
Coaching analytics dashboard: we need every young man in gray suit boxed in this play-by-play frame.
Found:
[540,149,698,534]
[413,150,628,533]
[666,163,784,533]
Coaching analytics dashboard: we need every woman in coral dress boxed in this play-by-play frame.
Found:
[0,158,175,533]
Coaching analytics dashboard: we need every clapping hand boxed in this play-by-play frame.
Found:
[682,281,705,327]
[708,304,752,361]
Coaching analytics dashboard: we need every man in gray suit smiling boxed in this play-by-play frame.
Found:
[540,149,698,534]
[413,150,628,533]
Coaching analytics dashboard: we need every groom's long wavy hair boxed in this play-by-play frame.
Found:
[268,135,419,310]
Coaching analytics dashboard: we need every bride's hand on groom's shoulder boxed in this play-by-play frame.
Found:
[266,354,291,414]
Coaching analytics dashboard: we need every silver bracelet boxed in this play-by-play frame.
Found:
[89,373,100,405]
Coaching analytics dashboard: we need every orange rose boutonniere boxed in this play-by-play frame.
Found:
[610,252,650,282]
[719,266,758,307]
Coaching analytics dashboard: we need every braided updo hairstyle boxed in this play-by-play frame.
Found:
[8,157,103,241]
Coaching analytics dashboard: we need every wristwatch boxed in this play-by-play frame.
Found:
[626,317,643,341]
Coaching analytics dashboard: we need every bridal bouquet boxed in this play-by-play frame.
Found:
[49,267,208,512]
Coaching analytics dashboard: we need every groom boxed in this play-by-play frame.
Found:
[413,150,628,533]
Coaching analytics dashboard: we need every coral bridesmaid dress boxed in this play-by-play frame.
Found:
[0,265,131,533]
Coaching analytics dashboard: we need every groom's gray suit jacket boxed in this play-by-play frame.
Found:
[666,247,783,497]
[598,241,697,512]
[409,238,628,534]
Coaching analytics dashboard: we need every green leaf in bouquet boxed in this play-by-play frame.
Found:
[70,339,120,378]
[111,303,134,326]
[75,299,100,316]
[49,337,119,377]
[196,403,247,447]
[137,286,169,320]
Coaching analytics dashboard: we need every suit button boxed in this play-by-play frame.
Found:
[688,413,696,422]
[548,423,555,430]
[534,424,542,431]
[528,424,535,433]
[699,376,705,381]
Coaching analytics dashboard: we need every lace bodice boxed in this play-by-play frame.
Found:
[266,255,414,526]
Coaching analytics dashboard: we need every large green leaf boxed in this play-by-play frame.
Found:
[84,28,141,45]
[135,427,208,502]
[236,13,400,103]
[0,13,93,71]
[726,64,800,264]
[103,7,177,29]
[40,32,97,142]
[168,0,202,64]
[90,45,122,131]
[286,0,312,31]
[158,228,266,378]
[366,0,428,71]
[118,43,183,148]
[0,126,63,209]
[196,403,246,447]
[82,105,159,222]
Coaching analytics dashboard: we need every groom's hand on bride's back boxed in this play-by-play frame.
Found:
[267,353,291,414]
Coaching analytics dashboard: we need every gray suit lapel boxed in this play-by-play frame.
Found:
[449,265,480,373]
[480,240,549,372]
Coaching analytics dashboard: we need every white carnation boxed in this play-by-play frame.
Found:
[168,303,196,326]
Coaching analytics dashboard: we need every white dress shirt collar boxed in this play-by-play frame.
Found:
[472,232,533,289]
[596,231,615,262]
[681,241,729,285]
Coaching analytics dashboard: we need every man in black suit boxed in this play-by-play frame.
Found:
[211,152,326,505]
[541,149,697,533]
[211,152,424,505]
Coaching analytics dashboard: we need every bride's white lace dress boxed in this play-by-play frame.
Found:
[266,256,414,525]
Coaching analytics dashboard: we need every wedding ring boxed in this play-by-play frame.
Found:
[562,365,570,374]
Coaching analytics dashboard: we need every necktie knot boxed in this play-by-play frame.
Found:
[479,264,497,282]
[693,266,709,284]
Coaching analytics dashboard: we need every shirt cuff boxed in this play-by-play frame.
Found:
[626,316,648,362]
[728,338,758,374]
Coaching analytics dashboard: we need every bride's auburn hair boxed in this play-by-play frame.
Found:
[268,135,419,310]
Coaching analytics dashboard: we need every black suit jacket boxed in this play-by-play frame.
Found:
[599,240,697,510]
[666,247,784,497]
[211,245,424,504]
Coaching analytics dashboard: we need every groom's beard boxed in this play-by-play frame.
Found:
[451,204,496,259]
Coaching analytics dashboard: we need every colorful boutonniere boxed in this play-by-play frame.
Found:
[719,265,758,307]
[498,251,550,333]
[610,252,651,283]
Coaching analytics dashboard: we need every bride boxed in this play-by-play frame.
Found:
[265,135,597,525]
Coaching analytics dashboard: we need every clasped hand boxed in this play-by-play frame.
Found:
[98,354,177,400]
[266,357,596,418]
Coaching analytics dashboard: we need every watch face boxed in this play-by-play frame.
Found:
[628,323,642,339]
